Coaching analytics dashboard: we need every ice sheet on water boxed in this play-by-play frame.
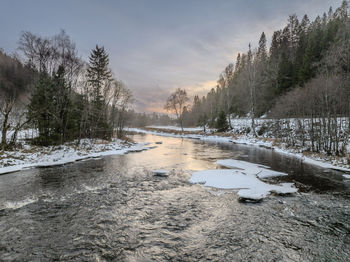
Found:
[216,159,287,178]
[190,169,297,201]
[237,189,268,201]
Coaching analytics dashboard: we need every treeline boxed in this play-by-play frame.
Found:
[126,111,174,127]
[183,1,350,156]
[0,31,133,149]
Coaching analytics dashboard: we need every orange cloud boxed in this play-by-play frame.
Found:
[182,80,217,98]
[145,105,168,114]
[142,80,218,113]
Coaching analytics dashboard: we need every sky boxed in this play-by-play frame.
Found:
[0,0,343,112]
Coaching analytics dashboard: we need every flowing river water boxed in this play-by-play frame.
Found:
[1,133,350,261]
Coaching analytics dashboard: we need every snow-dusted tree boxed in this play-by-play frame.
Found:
[244,44,259,136]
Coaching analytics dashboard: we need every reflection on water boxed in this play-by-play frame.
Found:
[0,133,349,261]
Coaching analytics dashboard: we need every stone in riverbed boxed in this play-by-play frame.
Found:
[153,169,168,177]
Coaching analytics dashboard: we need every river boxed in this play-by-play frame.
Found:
[0,133,350,261]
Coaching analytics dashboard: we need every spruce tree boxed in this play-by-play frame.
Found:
[276,53,294,94]
[257,32,267,62]
[216,111,228,132]
[269,30,282,63]
[27,73,55,145]
[51,65,70,143]
[86,45,112,139]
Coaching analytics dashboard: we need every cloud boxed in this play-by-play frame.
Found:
[1,0,343,113]
[182,80,218,98]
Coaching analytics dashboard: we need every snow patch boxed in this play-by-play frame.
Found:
[0,139,151,175]
[237,189,268,201]
[190,169,297,201]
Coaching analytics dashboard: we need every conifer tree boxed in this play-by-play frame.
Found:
[257,32,267,62]
[27,72,55,145]
[86,45,112,138]
[216,110,228,132]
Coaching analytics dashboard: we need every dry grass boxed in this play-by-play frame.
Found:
[20,147,41,154]
[211,132,233,137]
[262,137,276,143]
[120,136,134,143]
[301,150,314,157]
[271,139,282,148]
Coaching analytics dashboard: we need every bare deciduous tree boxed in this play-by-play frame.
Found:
[0,95,15,150]
[164,88,189,132]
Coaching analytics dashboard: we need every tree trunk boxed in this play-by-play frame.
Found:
[228,113,232,129]
[251,115,256,137]
[1,113,9,151]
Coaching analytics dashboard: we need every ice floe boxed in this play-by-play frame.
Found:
[216,159,287,179]
[190,168,297,201]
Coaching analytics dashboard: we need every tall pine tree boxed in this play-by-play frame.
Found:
[86,45,112,139]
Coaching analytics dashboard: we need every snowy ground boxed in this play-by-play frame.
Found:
[0,135,150,175]
[128,127,350,173]
[190,159,297,201]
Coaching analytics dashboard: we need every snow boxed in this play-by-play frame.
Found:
[0,164,32,175]
[190,169,297,201]
[343,174,350,179]
[216,159,287,179]
[237,189,268,201]
[270,183,298,194]
[5,129,39,142]
[190,169,263,189]
[0,138,150,175]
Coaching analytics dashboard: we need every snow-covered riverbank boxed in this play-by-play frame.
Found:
[0,138,150,175]
[128,126,350,175]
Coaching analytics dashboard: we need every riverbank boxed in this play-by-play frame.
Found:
[0,138,149,175]
[128,126,350,175]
